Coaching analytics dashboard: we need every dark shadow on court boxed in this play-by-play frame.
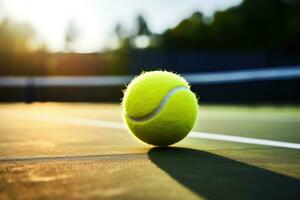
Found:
[148,147,300,200]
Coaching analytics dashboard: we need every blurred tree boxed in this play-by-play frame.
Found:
[115,23,125,39]
[114,23,130,50]
[115,15,155,50]
[65,20,79,52]
[237,0,290,50]
[285,0,300,51]
[159,0,300,52]
[0,18,35,53]
[136,15,151,36]
[0,16,48,76]
[162,12,208,50]
[112,0,300,53]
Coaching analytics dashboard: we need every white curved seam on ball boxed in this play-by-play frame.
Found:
[125,86,189,122]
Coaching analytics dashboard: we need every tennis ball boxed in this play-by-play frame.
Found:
[122,71,198,146]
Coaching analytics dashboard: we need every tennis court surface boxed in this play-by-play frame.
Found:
[0,103,299,200]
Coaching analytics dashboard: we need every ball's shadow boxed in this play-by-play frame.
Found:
[148,147,300,200]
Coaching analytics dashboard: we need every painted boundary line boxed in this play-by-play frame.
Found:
[25,115,300,150]
[0,66,300,87]
[189,132,300,149]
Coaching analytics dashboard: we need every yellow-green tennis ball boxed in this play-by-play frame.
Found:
[122,71,198,146]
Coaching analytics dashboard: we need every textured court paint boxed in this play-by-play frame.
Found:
[125,86,189,122]
[0,153,147,163]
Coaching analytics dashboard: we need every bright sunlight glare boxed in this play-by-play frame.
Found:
[2,0,242,53]
[4,0,100,52]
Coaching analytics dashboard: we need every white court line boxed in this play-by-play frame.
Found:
[34,115,300,150]
[200,115,300,123]
[189,132,300,150]
[43,116,126,130]
[0,110,299,150]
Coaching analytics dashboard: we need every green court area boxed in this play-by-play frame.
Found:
[0,103,300,200]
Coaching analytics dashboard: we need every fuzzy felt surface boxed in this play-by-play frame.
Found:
[123,71,190,119]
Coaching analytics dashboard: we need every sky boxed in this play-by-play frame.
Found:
[1,0,242,53]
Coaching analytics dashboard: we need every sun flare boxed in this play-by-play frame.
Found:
[4,0,93,52]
